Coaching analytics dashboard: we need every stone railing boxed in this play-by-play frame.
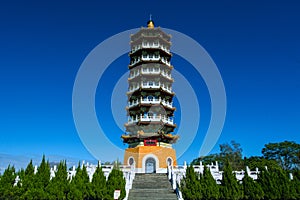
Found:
[167,161,262,200]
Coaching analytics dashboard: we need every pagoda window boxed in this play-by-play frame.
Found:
[154,68,159,72]
[155,82,159,86]
[149,81,153,86]
[143,82,147,86]
[149,54,153,58]
[148,96,153,101]
[149,67,153,72]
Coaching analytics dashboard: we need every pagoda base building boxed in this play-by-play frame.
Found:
[122,20,178,173]
[124,146,177,173]
[123,133,178,173]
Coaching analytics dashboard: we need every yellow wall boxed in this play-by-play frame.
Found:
[124,146,177,170]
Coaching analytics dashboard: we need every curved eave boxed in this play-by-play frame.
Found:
[131,27,172,42]
[128,73,174,83]
[130,34,171,46]
[124,121,177,128]
[121,133,179,144]
[126,103,176,111]
[128,62,174,70]
[126,87,175,96]
[128,60,173,70]
[129,47,172,57]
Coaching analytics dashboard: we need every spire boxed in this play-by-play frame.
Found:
[147,14,154,29]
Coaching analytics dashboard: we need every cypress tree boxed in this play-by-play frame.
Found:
[20,160,35,199]
[242,171,264,200]
[220,160,241,200]
[0,165,17,199]
[180,165,202,200]
[14,168,25,199]
[68,163,84,200]
[202,166,220,200]
[46,161,69,199]
[257,167,280,200]
[91,163,107,199]
[31,155,51,199]
[291,175,300,199]
[81,165,92,199]
[37,155,50,188]
[274,167,296,200]
[260,166,297,200]
[106,168,126,200]
[22,155,51,199]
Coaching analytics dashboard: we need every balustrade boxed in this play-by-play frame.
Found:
[127,114,174,125]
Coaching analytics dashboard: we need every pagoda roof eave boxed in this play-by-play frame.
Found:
[121,133,179,143]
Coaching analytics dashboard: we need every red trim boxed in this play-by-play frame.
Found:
[144,139,157,146]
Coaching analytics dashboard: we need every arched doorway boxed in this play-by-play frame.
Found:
[145,157,156,173]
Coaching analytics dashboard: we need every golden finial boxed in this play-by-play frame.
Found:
[147,14,154,29]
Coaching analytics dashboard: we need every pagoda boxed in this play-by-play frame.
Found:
[122,19,178,173]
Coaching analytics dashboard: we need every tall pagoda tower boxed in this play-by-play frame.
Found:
[122,19,178,173]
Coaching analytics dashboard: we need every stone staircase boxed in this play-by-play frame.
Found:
[128,173,177,200]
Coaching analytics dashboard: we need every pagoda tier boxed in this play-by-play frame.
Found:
[122,21,177,146]
[121,131,179,145]
[128,56,172,70]
[126,97,176,113]
[130,27,171,44]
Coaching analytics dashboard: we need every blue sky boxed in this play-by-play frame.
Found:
[0,0,299,165]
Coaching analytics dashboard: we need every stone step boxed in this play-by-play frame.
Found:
[132,183,172,189]
[129,191,177,200]
[128,173,177,200]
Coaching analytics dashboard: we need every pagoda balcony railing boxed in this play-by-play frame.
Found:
[128,82,173,93]
[127,85,140,93]
[128,71,140,80]
[140,97,161,104]
[141,68,160,75]
[141,81,160,89]
[161,71,172,80]
[141,55,160,62]
[161,99,173,108]
[127,114,174,125]
[161,57,171,67]
[129,55,171,67]
[128,100,139,108]
[128,97,173,108]
[129,58,141,67]
[129,69,172,81]
[131,43,171,54]
[128,81,173,93]
[161,85,173,93]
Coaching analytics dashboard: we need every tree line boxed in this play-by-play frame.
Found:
[181,140,300,200]
[181,160,300,200]
[191,140,300,171]
[0,156,126,200]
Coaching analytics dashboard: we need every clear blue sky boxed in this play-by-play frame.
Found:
[0,0,299,164]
